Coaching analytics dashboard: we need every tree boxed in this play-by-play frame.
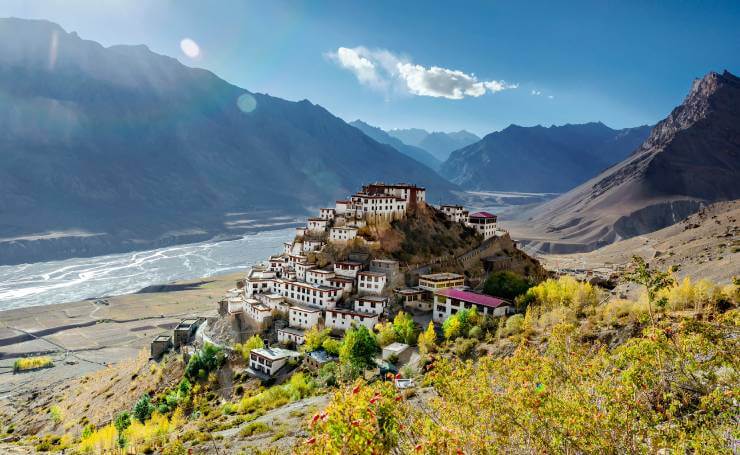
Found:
[483,271,532,300]
[185,342,224,380]
[374,322,397,347]
[113,411,131,448]
[418,322,437,356]
[133,395,153,423]
[339,325,379,376]
[244,334,265,350]
[302,327,330,352]
[392,311,418,345]
[322,337,342,356]
[443,316,462,340]
[624,256,675,327]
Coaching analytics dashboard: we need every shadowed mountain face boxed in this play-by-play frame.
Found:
[511,70,740,253]
[0,18,458,264]
[388,128,479,161]
[442,122,652,193]
[349,120,441,170]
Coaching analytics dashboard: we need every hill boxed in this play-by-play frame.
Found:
[539,200,740,286]
[510,70,740,253]
[388,128,480,161]
[349,120,441,170]
[441,122,652,193]
[0,18,458,264]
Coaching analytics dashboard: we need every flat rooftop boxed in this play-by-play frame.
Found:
[420,272,464,281]
[278,326,306,336]
[251,347,301,360]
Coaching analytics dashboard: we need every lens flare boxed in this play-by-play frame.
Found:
[237,93,258,113]
[179,38,200,59]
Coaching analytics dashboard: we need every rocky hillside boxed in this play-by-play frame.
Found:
[442,122,652,193]
[509,70,740,253]
[0,18,458,264]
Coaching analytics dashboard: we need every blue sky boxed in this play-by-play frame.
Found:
[2,0,739,135]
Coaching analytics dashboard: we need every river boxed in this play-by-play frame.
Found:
[0,228,295,311]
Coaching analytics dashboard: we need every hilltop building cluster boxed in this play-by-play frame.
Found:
[214,182,513,379]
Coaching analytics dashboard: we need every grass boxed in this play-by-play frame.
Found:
[13,356,53,373]
[239,421,269,438]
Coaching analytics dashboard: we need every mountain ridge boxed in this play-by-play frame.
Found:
[388,127,480,161]
[0,18,458,264]
[509,70,740,253]
[441,121,653,193]
[349,120,442,170]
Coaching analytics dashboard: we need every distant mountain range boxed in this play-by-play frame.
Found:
[442,122,652,193]
[388,128,480,161]
[349,120,441,170]
[510,70,740,253]
[0,18,458,264]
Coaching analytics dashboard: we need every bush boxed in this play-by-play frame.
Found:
[14,356,53,373]
[468,325,482,339]
[236,335,265,360]
[185,342,224,381]
[240,421,269,437]
[374,322,397,347]
[339,325,379,377]
[523,276,601,315]
[133,395,154,423]
[483,271,532,300]
[501,314,524,337]
[454,338,478,358]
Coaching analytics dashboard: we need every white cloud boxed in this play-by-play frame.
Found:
[548,95,555,99]
[531,89,542,96]
[326,46,516,100]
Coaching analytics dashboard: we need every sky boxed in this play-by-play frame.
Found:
[2,0,739,136]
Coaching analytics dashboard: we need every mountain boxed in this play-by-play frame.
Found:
[0,18,458,264]
[388,128,480,161]
[442,122,652,193]
[349,120,441,170]
[509,70,740,253]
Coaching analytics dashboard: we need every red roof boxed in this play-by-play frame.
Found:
[469,211,496,219]
[435,288,507,308]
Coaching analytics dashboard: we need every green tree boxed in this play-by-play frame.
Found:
[443,315,462,340]
[624,256,675,327]
[483,271,532,300]
[375,322,397,347]
[392,311,418,345]
[185,342,224,381]
[302,327,330,352]
[339,325,379,376]
[113,411,131,448]
[133,395,153,423]
[322,337,342,356]
[418,321,437,356]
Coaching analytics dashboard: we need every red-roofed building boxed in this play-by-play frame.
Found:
[432,288,514,323]
[466,211,498,239]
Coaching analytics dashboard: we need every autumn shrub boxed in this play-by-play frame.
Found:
[14,356,53,372]
[594,298,649,326]
[500,314,524,337]
[523,276,601,315]
[295,380,407,454]
[240,421,269,437]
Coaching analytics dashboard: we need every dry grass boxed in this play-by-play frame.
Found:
[13,356,53,373]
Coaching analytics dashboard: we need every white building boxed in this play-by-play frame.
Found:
[255,293,287,312]
[328,276,354,297]
[289,304,323,329]
[361,183,426,205]
[351,193,407,220]
[418,273,465,292]
[277,327,306,346]
[295,227,307,237]
[244,299,272,325]
[306,268,335,286]
[307,218,328,233]
[369,259,400,279]
[466,212,498,240]
[274,280,340,309]
[329,226,358,243]
[354,295,387,315]
[302,239,324,253]
[244,267,277,298]
[325,308,379,331]
[319,208,336,220]
[295,262,316,281]
[249,347,300,377]
[439,205,468,223]
[333,261,363,279]
[394,288,431,311]
[226,297,244,315]
[432,288,514,323]
[357,271,387,295]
